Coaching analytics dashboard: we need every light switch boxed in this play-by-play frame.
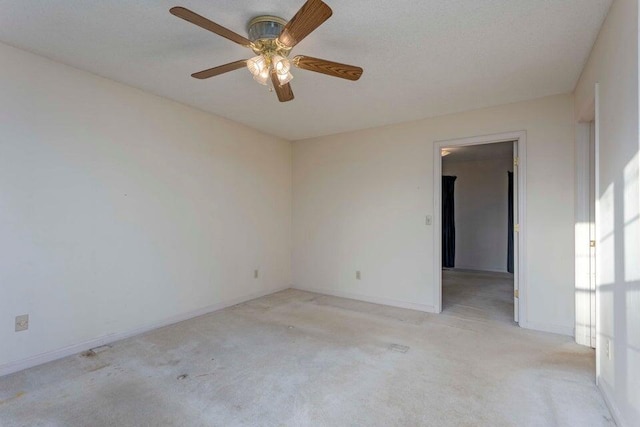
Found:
[426,215,432,225]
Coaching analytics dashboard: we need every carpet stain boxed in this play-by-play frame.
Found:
[388,344,410,353]
[0,391,25,405]
[87,364,110,373]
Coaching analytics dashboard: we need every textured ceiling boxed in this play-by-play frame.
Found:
[0,0,611,140]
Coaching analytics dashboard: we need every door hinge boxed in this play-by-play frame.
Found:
[514,224,520,233]
[590,240,596,248]
[514,157,520,167]
[514,289,519,298]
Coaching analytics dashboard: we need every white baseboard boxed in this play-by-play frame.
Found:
[0,285,290,378]
[451,266,510,274]
[598,378,628,427]
[519,319,574,336]
[293,285,437,313]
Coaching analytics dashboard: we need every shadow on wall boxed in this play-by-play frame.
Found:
[597,151,640,421]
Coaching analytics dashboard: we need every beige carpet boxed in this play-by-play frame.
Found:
[443,269,515,324]
[0,288,613,426]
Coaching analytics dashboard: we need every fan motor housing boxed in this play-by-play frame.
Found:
[247,16,286,42]
[248,16,291,57]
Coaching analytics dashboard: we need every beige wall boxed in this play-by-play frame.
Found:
[574,0,640,424]
[293,93,575,335]
[0,43,292,370]
[442,154,513,273]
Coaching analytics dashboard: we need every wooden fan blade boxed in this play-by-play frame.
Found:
[293,55,363,81]
[191,60,248,79]
[278,0,332,48]
[270,70,294,102]
[170,7,252,47]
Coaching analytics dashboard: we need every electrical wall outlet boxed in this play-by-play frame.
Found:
[356,271,361,280]
[15,314,29,332]
[254,269,259,279]
[606,339,612,360]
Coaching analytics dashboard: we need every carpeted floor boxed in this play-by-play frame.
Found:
[0,288,613,426]
[442,269,515,324]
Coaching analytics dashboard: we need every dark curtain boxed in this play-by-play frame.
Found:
[442,176,457,268]
[507,172,514,273]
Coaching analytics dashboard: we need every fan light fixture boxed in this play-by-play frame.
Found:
[246,55,267,76]
[278,71,293,85]
[247,56,271,85]
[272,55,291,75]
[170,1,364,103]
[254,68,270,85]
[247,54,293,87]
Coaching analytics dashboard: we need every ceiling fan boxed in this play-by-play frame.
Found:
[170,0,363,102]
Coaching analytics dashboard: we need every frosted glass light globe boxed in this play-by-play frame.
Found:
[277,71,293,85]
[246,55,267,76]
[272,55,291,76]
[253,66,270,85]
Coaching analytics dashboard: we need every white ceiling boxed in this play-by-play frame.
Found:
[0,0,611,140]
[443,141,513,163]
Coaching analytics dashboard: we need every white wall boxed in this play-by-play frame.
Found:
[574,0,640,424]
[293,93,575,334]
[0,43,292,371]
[442,154,513,272]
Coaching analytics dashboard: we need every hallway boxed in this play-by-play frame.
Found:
[442,269,515,325]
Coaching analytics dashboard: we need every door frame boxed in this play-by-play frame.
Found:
[433,130,527,326]
[575,120,597,348]
[574,84,600,365]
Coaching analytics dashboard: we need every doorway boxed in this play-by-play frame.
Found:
[433,131,526,326]
[441,142,515,323]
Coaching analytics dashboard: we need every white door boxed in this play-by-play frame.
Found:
[513,141,519,323]
[575,121,597,348]
[588,121,597,348]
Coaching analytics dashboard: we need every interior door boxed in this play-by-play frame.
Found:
[513,140,519,323]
